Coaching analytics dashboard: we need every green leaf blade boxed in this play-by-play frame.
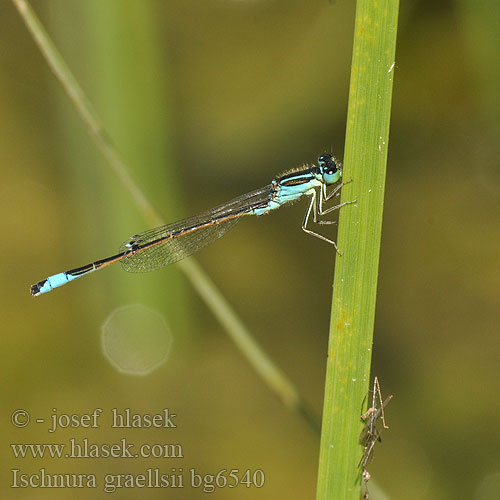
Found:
[316,1,400,499]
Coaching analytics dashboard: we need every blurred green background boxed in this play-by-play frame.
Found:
[2,0,500,499]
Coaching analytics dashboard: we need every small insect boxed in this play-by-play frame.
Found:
[359,377,393,499]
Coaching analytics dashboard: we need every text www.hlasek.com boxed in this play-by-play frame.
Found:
[11,438,182,459]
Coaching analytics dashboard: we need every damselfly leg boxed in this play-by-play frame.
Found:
[302,179,356,254]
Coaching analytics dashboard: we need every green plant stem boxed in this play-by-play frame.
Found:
[12,0,319,432]
[316,1,399,499]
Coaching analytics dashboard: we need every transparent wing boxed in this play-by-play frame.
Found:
[118,184,273,273]
[119,217,240,273]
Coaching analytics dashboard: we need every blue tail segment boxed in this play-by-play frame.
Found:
[31,271,88,296]
[30,253,122,296]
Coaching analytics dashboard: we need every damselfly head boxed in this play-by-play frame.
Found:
[318,154,342,185]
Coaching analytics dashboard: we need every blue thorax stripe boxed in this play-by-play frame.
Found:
[276,167,319,187]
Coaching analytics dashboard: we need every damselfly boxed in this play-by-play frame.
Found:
[31,154,353,296]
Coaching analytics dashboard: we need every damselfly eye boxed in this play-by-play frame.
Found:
[319,154,341,185]
[318,154,337,174]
